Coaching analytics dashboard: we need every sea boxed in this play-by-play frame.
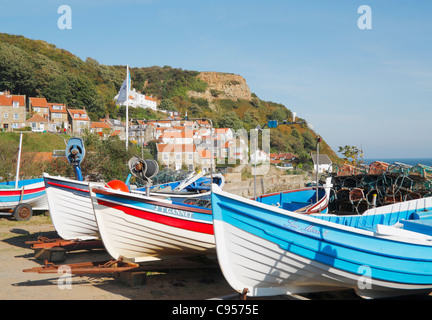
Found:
[363,158,432,167]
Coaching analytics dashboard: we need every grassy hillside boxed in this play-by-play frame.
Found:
[0,33,339,168]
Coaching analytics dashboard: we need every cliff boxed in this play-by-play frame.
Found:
[187,72,252,102]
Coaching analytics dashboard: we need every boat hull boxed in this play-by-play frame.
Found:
[0,178,47,211]
[212,186,432,299]
[90,187,215,262]
[43,174,100,240]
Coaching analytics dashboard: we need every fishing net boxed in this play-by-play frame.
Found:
[325,161,432,214]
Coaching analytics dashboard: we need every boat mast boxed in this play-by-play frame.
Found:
[15,133,23,189]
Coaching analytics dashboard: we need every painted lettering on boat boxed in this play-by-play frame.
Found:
[153,205,193,219]
[284,219,329,237]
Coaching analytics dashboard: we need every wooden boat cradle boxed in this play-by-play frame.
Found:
[23,257,219,275]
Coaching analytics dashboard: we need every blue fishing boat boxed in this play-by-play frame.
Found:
[0,133,47,220]
[211,185,432,299]
[0,178,47,220]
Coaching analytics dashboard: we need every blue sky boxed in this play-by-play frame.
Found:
[1,0,432,158]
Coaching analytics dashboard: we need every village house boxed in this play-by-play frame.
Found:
[67,108,91,134]
[26,114,49,132]
[29,97,49,118]
[156,143,198,171]
[48,103,68,130]
[90,121,112,138]
[160,130,194,145]
[100,116,126,138]
[214,128,234,143]
[311,154,333,173]
[128,121,155,144]
[0,91,26,131]
[114,88,158,111]
[197,148,215,172]
[269,152,299,166]
[250,149,270,164]
[220,138,249,163]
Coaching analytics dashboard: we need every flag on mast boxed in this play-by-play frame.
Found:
[116,65,131,150]
[116,66,131,104]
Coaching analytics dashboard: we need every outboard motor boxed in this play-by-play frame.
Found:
[128,156,159,195]
[66,138,86,181]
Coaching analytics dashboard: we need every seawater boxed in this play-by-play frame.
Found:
[363,158,432,167]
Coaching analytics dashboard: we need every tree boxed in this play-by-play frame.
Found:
[217,111,243,131]
[338,145,364,164]
[159,99,177,111]
[188,103,202,117]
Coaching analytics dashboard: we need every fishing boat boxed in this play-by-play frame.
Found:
[90,184,215,262]
[0,133,47,220]
[0,178,47,220]
[89,178,332,262]
[43,173,102,240]
[253,177,331,214]
[128,155,225,201]
[211,185,432,299]
[44,146,223,241]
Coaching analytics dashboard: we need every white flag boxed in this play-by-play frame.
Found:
[116,67,131,104]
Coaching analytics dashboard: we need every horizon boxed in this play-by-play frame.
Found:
[1,1,431,159]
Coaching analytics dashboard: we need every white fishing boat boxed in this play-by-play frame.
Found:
[43,173,101,240]
[90,184,215,262]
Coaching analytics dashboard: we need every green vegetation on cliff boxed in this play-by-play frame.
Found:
[0,33,338,170]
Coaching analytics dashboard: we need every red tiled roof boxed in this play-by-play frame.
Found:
[156,144,197,153]
[160,131,193,139]
[198,149,214,159]
[68,108,90,121]
[0,94,25,106]
[111,130,122,136]
[214,128,230,133]
[91,122,111,129]
[29,97,48,108]
[48,103,67,113]
[26,114,48,123]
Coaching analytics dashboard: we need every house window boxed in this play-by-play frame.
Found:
[52,113,62,118]
[53,105,62,110]
[13,101,19,108]
[34,107,40,112]
[74,114,79,119]
[13,113,18,120]
[163,154,169,160]
[81,114,86,119]
[176,154,181,160]
[4,113,8,119]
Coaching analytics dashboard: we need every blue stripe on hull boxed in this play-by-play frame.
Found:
[213,192,432,286]
[0,191,46,203]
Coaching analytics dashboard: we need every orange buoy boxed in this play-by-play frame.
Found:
[106,180,129,192]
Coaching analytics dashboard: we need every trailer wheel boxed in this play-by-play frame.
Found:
[13,204,33,221]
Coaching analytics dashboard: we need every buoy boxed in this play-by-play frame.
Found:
[106,180,129,192]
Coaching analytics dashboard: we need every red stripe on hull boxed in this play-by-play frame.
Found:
[0,186,45,196]
[97,199,214,235]
[47,181,89,193]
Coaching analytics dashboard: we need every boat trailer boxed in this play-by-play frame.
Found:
[23,258,145,274]
[23,257,219,287]
[25,236,104,251]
